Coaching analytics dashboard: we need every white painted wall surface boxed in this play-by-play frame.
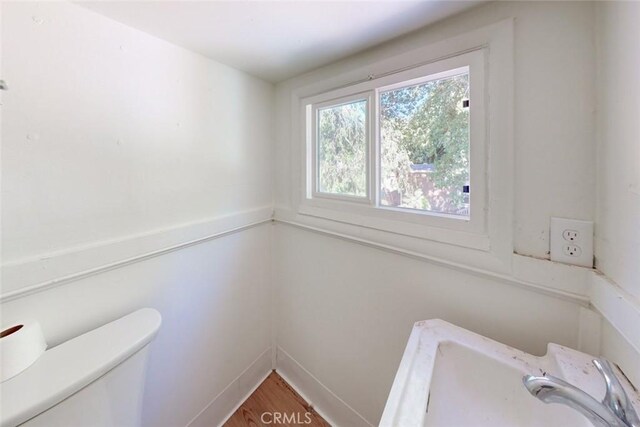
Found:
[1,2,274,427]
[274,224,582,425]
[273,2,598,424]
[595,1,640,301]
[1,226,272,427]
[3,2,637,427]
[592,1,640,391]
[275,1,596,260]
[1,2,273,262]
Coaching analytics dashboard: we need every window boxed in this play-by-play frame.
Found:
[305,51,482,223]
[292,24,514,257]
[301,49,487,243]
[317,98,368,198]
[379,69,470,217]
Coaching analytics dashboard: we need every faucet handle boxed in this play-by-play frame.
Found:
[593,358,640,427]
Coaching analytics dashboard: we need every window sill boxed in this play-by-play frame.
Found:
[298,203,490,251]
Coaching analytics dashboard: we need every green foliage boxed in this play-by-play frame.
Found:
[316,73,470,215]
[317,100,367,196]
[380,74,469,213]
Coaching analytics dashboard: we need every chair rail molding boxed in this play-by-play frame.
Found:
[1,206,273,302]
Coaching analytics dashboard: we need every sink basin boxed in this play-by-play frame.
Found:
[424,342,589,426]
[380,320,640,427]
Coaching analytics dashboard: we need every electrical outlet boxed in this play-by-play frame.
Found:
[562,230,579,241]
[562,244,581,257]
[550,217,593,268]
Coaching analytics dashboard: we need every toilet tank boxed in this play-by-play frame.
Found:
[0,308,161,427]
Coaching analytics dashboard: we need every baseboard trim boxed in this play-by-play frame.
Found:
[187,347,273,427]
[276,347,373,427]
[1,207,273,303]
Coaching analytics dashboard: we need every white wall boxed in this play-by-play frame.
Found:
[1,2,273,261]
[274,225,582,425]
[1,2,274,427]
[2,2,637,427]
[595,1,640,301]
[2,226,272,427]
[275,1,597,260]
[593,0,640,390]
[274,2,598,424]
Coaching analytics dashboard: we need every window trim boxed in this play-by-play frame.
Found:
[284,19,514,267]
[300,49,487,244]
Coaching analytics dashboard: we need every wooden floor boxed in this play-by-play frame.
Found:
[224,372,330,427]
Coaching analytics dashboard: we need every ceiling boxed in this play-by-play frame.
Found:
[79,1,483,83]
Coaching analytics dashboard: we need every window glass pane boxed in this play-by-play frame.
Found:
[317,99,367,197]
[380,73,469,216]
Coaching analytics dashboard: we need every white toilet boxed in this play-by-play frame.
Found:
[0,308,161,427]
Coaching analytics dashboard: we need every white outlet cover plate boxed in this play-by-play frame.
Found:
[550,217,593,268]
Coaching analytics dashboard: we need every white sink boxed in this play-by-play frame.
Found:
[381,320,640,427]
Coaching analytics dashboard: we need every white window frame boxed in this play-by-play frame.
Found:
[300,50,487,247]
[309,92,374,204]
[375,65,473,220]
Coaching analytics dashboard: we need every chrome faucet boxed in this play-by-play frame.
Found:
[523,358,639,427]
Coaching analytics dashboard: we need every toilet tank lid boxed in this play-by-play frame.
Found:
[0,308,162,427]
